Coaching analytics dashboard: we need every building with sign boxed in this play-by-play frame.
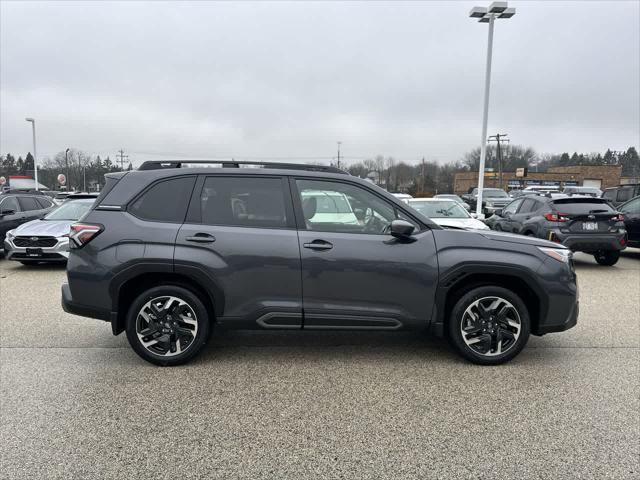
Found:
[454,165,622,194]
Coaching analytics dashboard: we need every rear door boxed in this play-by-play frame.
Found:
[620,197,640,244]
[292,177,438,330]
[174,175,303,328]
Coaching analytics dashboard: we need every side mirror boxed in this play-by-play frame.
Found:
[470,212,478,219]
[389,219,415,240]
[494,209,503,217]
[353,208,366,221]
[0,209,15,217]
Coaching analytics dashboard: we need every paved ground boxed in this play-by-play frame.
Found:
[1,250,638,479]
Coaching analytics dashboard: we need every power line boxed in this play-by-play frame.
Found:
[116,149,129,170]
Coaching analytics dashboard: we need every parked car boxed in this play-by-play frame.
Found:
[300,190,360,226]
[433,194,471,211]
[391,193,413,201]
[488,195,626,265]
[3,198,96,264]
[523,186,561,194]
[602,184,640,207]
[406,198,488,230]
[62,161,578,366]
[562,186,602,197]
[0,192,54,251]
[618,195,640,248]
[462,188,511,216]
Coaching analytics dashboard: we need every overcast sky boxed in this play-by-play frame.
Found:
[1,0,638,166]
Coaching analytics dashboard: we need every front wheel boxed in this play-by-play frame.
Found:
[593,250,620,266]
[125,286,211,366]
[448,286,530,365]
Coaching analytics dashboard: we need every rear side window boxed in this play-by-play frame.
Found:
[36,198,52,209]
[200,176,287,228]
[603,189,616,201]
[616,187,633,203]
[129,177,196,222]
[18,196,41,211]
[552,200,614,215]
[519,198,538,213]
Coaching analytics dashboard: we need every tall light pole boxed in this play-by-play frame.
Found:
[65,148,70,191]
[337,141,342,169]
[25,118,39,190]
[469,2,515,217]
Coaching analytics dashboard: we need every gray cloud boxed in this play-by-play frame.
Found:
[1,0,638,166]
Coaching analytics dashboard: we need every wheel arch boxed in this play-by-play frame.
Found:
[433,265,545,337]
[110,265,223,335]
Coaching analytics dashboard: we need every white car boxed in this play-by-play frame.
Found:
[391,193,413,201]
[405,198,489,230]
[301,190,360,225]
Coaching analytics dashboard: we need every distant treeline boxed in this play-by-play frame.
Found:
[1,146,638,195]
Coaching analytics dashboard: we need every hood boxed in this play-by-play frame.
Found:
[13,219,72,238]
[478,229,564,248]
[433,218,489,230]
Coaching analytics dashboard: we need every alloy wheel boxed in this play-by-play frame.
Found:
[136,296,199,357]
[460,296,521,357]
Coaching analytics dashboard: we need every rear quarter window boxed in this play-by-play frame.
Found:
[17,196,41,211]
[129,176,197,223]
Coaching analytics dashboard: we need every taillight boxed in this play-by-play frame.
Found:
[69,223,102,248]
[612,214,624,222]
[544,212,569,222]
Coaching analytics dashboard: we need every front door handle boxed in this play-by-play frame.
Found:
[185,233,216,243]
[303,240,333,251]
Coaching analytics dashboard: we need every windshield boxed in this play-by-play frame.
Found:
[483,190,508,198]
[409,200,469,218]
[436,194,464,202]
[44,200,93,221]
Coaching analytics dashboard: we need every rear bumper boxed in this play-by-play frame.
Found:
[549,230,627,252]
[61,282,112,322]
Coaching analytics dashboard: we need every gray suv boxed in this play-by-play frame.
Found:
[62,161,578,366]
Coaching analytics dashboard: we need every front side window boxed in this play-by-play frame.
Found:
[296,179,413,234]
[129,176,196,222]
[200,176,287,228]
[0,196,20,212]
[617,187,633,203]
[503,199,523,215]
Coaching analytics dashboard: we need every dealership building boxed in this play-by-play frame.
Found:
[454,165,624,195]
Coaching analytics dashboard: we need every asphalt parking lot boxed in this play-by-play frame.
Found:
[1,251,639,479]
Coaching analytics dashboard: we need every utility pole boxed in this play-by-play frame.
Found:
[421,157,426,194]
[488,133,509,189]
[116,149,129,171]
[336,142,342,169]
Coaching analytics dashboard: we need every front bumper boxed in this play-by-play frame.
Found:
[4,236,70,262]
[548,230,627,253]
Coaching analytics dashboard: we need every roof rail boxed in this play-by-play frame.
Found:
[137,160,348,174]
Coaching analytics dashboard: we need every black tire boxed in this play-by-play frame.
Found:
[593,250,620,266]
[125,285,211,366]
[448,286,530,365]
[493,223,502,232]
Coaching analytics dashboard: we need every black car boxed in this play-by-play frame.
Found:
[602,184,640,207]
[462,188,511,215]
[0,193,55,250]
[489,195,626,266]
[62,161,578,366]
[618,195,640,248]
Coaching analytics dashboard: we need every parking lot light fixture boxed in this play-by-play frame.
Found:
[468,2,516,218]
[25,117,39,191]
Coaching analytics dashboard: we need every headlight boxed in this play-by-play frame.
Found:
[6,230,15,240]
[538,247,572,264]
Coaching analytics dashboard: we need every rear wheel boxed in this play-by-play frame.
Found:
[448,286,530,365]
[125,286,211,366]
[593,250,620,266]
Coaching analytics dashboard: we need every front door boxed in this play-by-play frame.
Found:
[292,178,438,330]
[174,175,303,329]
[620,197,640,244]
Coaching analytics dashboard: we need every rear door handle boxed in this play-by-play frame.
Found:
[303,240,333,250]
[185,233,216,243]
